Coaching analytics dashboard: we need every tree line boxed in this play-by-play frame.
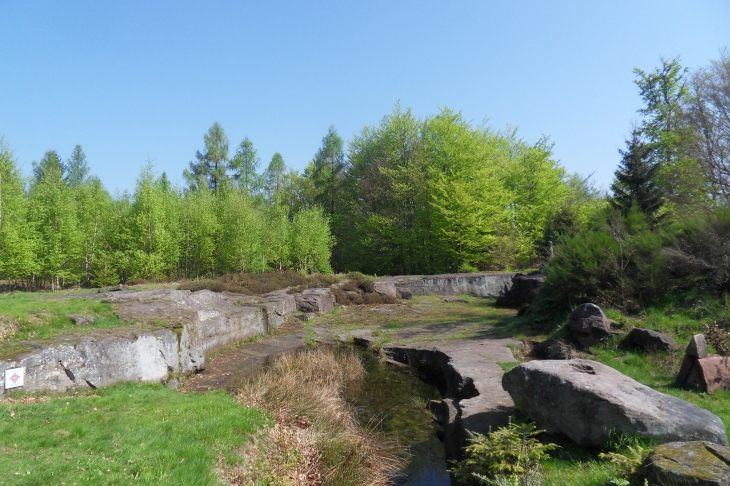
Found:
[536,50,730,317]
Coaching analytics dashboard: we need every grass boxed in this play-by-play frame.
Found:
[230,347,403,486]
[0,382,267,485]
[0,291,132,360]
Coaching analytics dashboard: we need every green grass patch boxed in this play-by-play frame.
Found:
[0,382,267,485]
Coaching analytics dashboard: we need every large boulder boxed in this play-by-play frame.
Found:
[641,441,730,485]
[373,281,397,299]
[568,303,611,347]
[295,288,335,313]
[496,271,546,308]
[685,355,730,394]
[502,359,727,447]
[619,328,677,353]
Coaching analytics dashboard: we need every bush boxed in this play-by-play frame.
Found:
[459,263,479,273]
[363,293,384,305]
[179,271,342,296]
[539,207,669,315]
[341,276,375,294]
[450,418,558,486]
[330,285,349,305]
[382,294,398,304]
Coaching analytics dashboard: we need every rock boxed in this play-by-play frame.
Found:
[166,378,179,391]
[68,314,96,326]
[530,339,576,360]
[384,272,515,297]
[344,290,361,301]
[502,359,728,447]
[296,313,317,322]
[443,297,469,304]
[685,355,730,394]
[568,303,611,347]
[295,288,335,313]
[619,328,677,353]
[373,281,397,299]
[496,271,546,308]
[687,334,709,359]
[641,441,730,485]
[396,287,413,300]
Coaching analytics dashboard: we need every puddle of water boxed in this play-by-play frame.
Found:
[348,349,451,486]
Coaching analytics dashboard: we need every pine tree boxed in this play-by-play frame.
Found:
[32,150,66,183]
[264,153,287,201]
[66,145,90,188]
[610,131,664,223]
[230,137,263,195]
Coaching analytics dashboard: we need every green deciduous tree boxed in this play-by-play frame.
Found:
[0,138,35,283]
[289,207,334,274]
[230,137,263,196]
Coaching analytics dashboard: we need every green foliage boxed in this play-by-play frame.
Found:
[450,418,558,486]
[184,122,231,193]
[610,131,664,225]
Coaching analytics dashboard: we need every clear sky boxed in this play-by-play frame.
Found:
[1,1,728,194]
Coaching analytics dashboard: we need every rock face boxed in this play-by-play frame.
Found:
[502,359,728,447]
[383,272,515,297]
[295,288,335,313]
[496,271,546,308]
[687,334,709,358]
[641,441,730,486]
[0,288,298,394]
[568,303,611,347]
[619,328,677,353]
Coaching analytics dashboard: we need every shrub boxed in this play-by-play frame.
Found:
[704,323,730,356]
[382,294,398,304]
[363,293,384,305]
[348,293,364,305]
[179,271,342,296]
[450,418,558,486]
[459,262,479,273]
[330,285,349,305]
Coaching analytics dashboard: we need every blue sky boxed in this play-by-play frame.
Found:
[1,1,728,194]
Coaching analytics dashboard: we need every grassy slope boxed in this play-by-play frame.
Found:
[0,382,266,486]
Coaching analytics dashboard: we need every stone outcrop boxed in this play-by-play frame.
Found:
[676,334,730,394]
[495,271,546,308]
[382,272,515,297]
[502,359,728,447]
[568,303,611,347]
[619,327,677,353]
[641,441,730,485]
[295,288,335,313]
[1,288,298,395]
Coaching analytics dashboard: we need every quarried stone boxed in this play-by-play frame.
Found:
[396,287,413,300]
[686,355,730,394]
[687,334,709,359]
[502,359,728,447]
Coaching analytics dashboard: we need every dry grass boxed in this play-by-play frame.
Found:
[179,271,341,296]
[228,347,403,486]
[0,315,18,341]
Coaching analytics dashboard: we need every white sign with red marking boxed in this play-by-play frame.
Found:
[4,367,25,389]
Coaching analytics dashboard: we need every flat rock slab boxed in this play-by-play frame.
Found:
[642,441,730,485]
[183,333,307,393]
[503,359,728,447]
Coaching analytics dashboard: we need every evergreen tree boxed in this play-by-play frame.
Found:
[66,145,90,188]
[184,122,230,193]
[230,137,263,195]
[610,132,664,223]
[264,153,287,201]
[32,150,66,183]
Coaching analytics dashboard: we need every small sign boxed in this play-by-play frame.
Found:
[4,367,25,389]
